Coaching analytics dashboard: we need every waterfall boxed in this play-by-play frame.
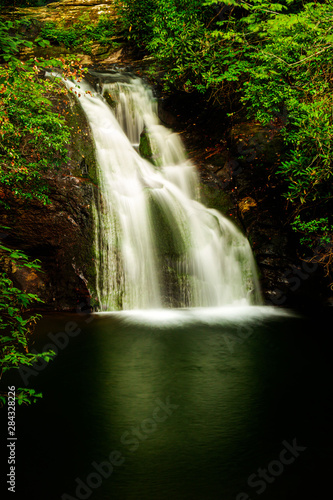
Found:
[62,71,261,310]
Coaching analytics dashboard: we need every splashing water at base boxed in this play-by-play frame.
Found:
[61,71,261,310]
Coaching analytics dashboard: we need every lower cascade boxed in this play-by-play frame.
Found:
[63,71,262,310]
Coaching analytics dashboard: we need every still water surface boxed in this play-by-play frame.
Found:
[9,307,333,499]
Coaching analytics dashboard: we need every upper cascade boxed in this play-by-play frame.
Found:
[61,70,262,310]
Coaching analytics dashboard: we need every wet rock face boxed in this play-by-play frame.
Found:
[1,175,97,311]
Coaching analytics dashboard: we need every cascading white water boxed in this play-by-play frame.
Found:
[62,71,261,310]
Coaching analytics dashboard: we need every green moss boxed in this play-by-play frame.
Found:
[63,92,98,184]
[53,88,99,301]
[199,183,233,215]
[103,91,117,109]
[148,193,189,257]
[139,128,154,163]
[139,128,162,167]
[160,262,191,308]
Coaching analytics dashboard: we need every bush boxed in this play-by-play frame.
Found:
[0,244,55,406]
[0,20,72,204]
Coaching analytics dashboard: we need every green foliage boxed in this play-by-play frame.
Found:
[0,61,71,203]
[0,19,34,62]
[238,1,333,250]
[115,0,157,47]
[40,15,116,54]
[291,216,333,247]
[0,21,73,204]
[117,0,215,91]
[240,2,333,201]
[0,244,55,406]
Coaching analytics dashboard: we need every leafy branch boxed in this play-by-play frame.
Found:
[0,243,55,407]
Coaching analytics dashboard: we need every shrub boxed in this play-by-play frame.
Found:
[0,244,55,406]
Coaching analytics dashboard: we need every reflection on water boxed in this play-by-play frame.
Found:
[97,305,295,326]
[6,308,333,499]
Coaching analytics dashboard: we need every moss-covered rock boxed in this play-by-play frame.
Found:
[199,183,233,216]
[147,193,189,258]
[139,127,162,167]
[103,90,116,109]
[64,91,98,184]
[139,127,154,163]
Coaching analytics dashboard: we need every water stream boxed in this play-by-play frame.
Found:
[62,71,261,310]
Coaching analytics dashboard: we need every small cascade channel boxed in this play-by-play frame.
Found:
[61,70,261,310]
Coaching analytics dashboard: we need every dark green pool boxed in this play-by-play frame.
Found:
[5,306,333,499]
